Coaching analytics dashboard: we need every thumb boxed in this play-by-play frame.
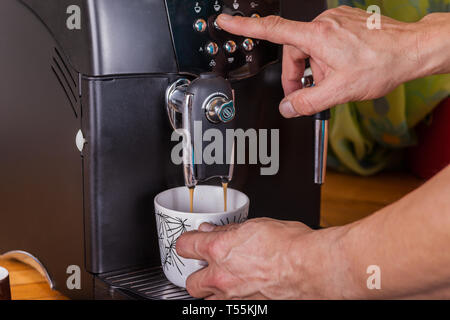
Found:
[279,76,344,117]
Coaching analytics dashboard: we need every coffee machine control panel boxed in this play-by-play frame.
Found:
[165,0,280,79]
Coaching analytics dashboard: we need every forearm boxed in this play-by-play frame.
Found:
[416,12,450,78]
[296,165,450,299]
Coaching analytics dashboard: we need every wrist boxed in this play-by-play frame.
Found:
[290,224,365,299]
[414,13,450,78]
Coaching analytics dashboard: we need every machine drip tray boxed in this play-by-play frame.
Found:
[96,266,196,300]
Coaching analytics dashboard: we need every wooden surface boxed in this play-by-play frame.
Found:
[320,170,424,227]
[0,258,68,300]
[0,170,425,300]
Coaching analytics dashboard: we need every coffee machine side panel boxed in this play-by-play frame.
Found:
[82,76,184,274]
[20,0,178,76]
[0,0,93,299]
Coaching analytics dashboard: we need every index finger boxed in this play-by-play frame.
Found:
[216,14,313,47]
[282,45,307,96]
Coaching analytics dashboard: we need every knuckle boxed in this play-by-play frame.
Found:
[209,273,224,289]
[240,219,258,231]
[314,19,334,36]
[314,8,332,21]
[337,5,351,10]
[239,218,267,233]
[318,6,349,20]
[261,15,283,32]
[328,6,349,15]
[322,7,336,17]
[327,7,339,15]
[209,271,231,292]
[282,71,299,83]
[207,239,224,260]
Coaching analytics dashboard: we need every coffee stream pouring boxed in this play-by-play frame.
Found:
[166,73,236,205]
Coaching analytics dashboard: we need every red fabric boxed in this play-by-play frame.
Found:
[409,98,450,179]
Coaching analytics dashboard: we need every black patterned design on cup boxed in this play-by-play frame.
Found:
[219,213,246,226]
[156,212,191,275]
[155,211,247,277]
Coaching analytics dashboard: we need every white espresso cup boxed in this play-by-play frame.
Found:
[154,185,249,288]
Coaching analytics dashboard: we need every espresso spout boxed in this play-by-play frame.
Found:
[166,73,236,188]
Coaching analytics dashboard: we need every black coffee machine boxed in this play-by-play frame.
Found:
[0,0,326,299]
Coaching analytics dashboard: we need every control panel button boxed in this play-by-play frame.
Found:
[242,38,255,52]
[205,42,219,56]
[213,19,222,30]
[193,19,207,32]
[224,41,237,54]
[251,13,261,18]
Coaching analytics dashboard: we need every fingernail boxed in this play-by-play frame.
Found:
[199,223,215,232]
[279,99,298,118]
[218,13,233,21]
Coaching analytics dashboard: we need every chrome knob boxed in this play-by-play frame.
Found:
[205,96,235,124]
[242,38,254,51]
[251,13,261,18]
[193,19,207,32]
[224,41,237,54]
[205,42,219,56]
[213,19,222,30]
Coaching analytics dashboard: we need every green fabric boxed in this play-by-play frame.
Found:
[325,0,450,175]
